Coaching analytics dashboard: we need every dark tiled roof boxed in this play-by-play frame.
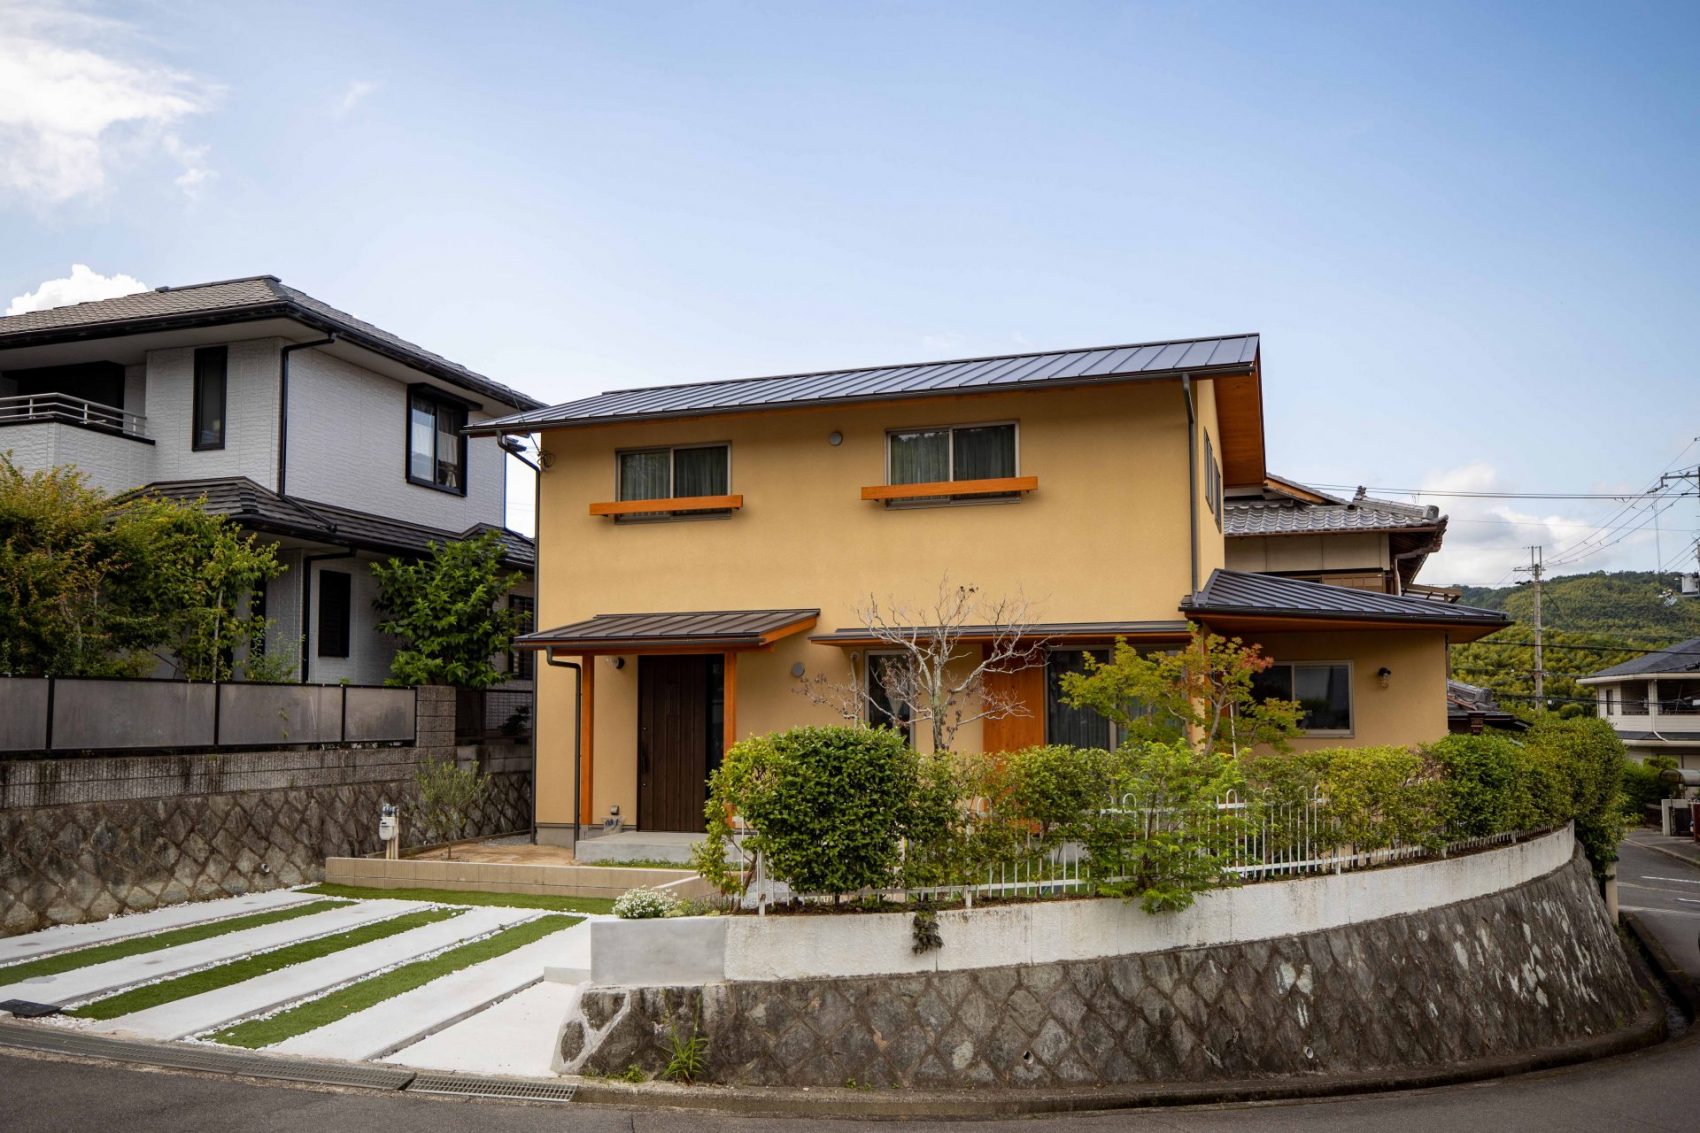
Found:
[471,334,1259,434]
[134,477,534,570]
[520,609,819,651]
[0,275,544,412]
[1225,476,1441,537]
[1587,636,1700,680]
[1182,570,1510,629]
[810,620,1190,643]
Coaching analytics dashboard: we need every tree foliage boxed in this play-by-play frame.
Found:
[410,758,492,860]
[1059,625,1303,757]
[372,531,522,689]
[0,457,282,679]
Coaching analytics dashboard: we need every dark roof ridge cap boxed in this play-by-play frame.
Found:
[595,332,1261,397]
[154,275,282,293]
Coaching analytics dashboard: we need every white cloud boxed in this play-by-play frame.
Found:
[0,2,217,204]
[7,264,149,315]
[335,80,381,117]
[1400,462,1668,586]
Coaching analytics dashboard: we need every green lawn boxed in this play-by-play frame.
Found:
[210,914,584,1048]
[582,858,692,870]
[0,900,348,984]
[303,883,615,915]
[68,907,461,1020]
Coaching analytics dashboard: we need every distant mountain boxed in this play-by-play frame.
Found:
[1444,571,1700,718]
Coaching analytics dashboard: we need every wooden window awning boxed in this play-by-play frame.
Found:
[518,608,818,655]
[860,475,1037,502]
[590,494,743,517]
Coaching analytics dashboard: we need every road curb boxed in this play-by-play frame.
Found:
[1629,836,1700,872]
[0,944,1671,1119]
[1624,910,1700,1021]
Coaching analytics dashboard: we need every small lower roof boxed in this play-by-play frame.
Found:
[809,620,1190,647]
[1181,570,1510,641]
[519,609,819,653]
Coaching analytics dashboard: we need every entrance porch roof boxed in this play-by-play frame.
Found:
[518,608,819,655]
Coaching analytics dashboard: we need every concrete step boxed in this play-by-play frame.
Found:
[572,832,704,865]
[0,900,420,1008]
[268,918,591,1062]
[0,890,319,969]
[381,980,579,1077]
[90,906,535,1041]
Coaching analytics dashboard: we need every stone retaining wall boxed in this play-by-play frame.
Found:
[0,687,532,934]
[562,847,1641,1089]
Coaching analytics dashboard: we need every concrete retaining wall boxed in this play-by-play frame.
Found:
[560,831,1643,1089]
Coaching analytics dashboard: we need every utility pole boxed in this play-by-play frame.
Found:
[1657,465,1700,585]
[1514,546,1545,708]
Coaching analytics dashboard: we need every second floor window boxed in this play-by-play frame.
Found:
[408,387,467,493]
[193,346,227,451]
[888,422,1016,487]
[618,444,730,502]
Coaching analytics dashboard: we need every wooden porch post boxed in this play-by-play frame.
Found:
[579,657,596,826]
[723,650,738,754]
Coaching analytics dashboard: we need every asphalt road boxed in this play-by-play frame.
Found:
[5,836,1699,1133]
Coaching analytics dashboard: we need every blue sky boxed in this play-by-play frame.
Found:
[3,1,1698,584]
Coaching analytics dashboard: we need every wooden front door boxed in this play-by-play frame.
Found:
[637,654,724,832]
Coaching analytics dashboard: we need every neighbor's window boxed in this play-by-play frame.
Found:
[317,569,352,659]
[1620,681,1649,715]
[192,346,228,451]
[509,594,536,680]
[1252,662,1352,734]
[1203,431,1222,525]
[408,387,467,493]
[615,444,730,515]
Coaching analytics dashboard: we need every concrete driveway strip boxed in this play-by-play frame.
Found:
[383,979,579,1076]
[89,906,535,1040]
[270,917,589,1061]
[0,900,423,1008]
[0,890,320,968]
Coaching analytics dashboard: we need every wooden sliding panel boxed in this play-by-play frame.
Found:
[980,655,1047,754]
[860,476,1038,502]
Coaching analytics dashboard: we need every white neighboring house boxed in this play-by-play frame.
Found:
[1580,636,1700,769]
[0,276,542,699]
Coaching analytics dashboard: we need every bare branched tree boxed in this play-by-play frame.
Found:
[797,578,1047,752]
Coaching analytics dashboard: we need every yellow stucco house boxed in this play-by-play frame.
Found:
[470,335,1509,845]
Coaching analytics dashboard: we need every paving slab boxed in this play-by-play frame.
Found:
[90,906,535,1041]
[0,900,421,1008]
[270,917,592,1061]
[382,980,578,1077]
[0,890,319,969]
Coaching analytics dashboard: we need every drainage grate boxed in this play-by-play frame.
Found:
[0,1022,415,1090]
[0,1001,59,1019]
[407,1073,578,1103]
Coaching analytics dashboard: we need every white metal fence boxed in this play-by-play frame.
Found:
[733,790,1535,912]
[0,391,147,437]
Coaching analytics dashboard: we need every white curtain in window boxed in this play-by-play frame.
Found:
[619,450,671,500]
[952,424,1015,480]
[889,429,950,484]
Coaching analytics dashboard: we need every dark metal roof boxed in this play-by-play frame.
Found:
[519,609,820,651]
[810,620,1190,644]
[470,334,1259,434]
[0,276,544,412]
[1618,731,1700,742]
[1182,570,1510,629]
[1585,636,1700,680]
[134,477,534,570]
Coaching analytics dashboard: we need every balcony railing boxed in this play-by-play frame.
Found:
[0,392,148,438]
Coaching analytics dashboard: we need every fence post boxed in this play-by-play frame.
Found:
[212,681,222,748]
[43,676,54,753]
[340,685,349,743]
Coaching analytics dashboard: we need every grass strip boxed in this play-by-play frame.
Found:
[582,858,691,870]
[68,907,461,1020]
[0,900,349,984]
[210,913,585,1048]
[303,883,615,916]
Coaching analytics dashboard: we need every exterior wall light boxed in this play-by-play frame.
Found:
[791,661,806,678]
[828,431,843,446]
[611,657,626,670]
[1377,667,1393,688]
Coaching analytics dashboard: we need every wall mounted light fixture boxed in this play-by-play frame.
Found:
[828,431,843,446]
[791,661,806,678]
[611,657,626,670]
[1377,666,1393,688]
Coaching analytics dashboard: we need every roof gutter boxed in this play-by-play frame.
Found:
[277,334,336,496]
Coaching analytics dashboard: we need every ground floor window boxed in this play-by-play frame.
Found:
[1045,649,1112,749]
[865,651,913,739]
[1253,661,1353,735]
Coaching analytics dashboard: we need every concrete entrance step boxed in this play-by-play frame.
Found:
[269,918,594,1062]
[91,906,536,1041]
[0,900,418,1008]
[572,831,706,865]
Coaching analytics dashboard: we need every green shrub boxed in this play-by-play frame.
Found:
[1526,717,1627,877]
[1423,734,1524,837]
[695,726,918,899]
[1003,744,1110,846]
[1084,740,1245,913]
[1513,743,1572,831]
[612,887,682,919]
[1314,745,1447,852]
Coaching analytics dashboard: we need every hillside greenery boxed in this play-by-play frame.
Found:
[1448,570,1700,717]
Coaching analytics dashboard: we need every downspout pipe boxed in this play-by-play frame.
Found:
[546,654,582,857]
[1181,374,1199,597]
[278,334,336,497]
[299,549,355,683]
